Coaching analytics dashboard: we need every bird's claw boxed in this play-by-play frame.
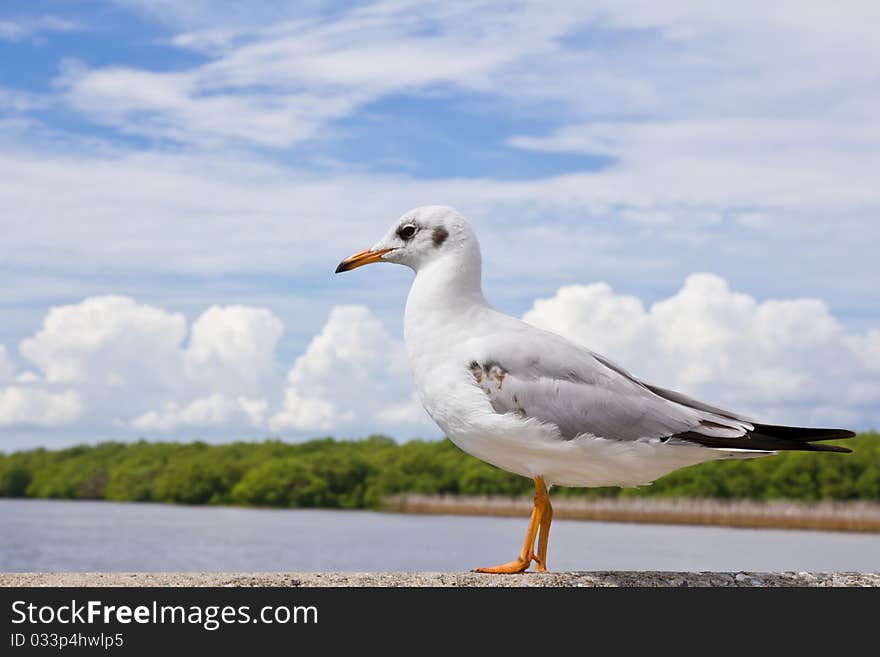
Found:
[530,552,548,573]
[472,557,532,574]
[473,552,548,574]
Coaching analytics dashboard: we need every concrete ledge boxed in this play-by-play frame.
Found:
[2,572,878,587]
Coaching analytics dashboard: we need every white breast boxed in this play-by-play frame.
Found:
[400,231,755,488]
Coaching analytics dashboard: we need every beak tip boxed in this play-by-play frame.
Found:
[334,247,392,274]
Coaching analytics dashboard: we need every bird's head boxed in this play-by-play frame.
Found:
[335,205,475,274]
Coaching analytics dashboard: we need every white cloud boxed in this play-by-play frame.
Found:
[238,397,269,426]
[60,2,577,147]
[58,62,347,148]
[60,1,880,155]
[0,345,14,383]
[523,273,880,428]
[0,387,82,427]
[2,0,879,320]
[0,139,874,315]
[0,139,874,439]
[122,304,282,433]
[0,277,877,447]
[859,330,880,371]
[508,119,880,215]
[131,394,267,431]
[20,295,187,386]
[11,296,283,437]
[377,392,433,427]
[270,387,339,432]
[0,16,80,42]
[185,305,283,393]
[110,0,317,32]
[0,87,48,113]
[270,305,431,434]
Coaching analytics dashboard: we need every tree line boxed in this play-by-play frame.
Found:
[0,434,877,508]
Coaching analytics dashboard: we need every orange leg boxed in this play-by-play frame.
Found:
[474,476,549,574]
[533,496,553,572]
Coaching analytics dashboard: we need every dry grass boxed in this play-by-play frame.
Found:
[383,494,880,533]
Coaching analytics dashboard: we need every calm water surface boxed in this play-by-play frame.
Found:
[2,499,879,572]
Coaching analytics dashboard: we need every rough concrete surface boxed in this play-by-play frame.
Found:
[2,571,878,587]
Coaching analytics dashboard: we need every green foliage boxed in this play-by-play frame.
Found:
[0,433,876,508]
[231,459,327,507]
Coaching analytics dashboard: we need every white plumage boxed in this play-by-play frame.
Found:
[398,211,766,487]
[335,205,853,572]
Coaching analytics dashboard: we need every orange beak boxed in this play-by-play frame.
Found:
[335,247,393,273]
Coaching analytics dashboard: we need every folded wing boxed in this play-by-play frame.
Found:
[466,323,853,453]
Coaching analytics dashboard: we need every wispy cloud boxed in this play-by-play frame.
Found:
[59,2,578,147]
[76,1,880,153]
[0,87,49,113]
[0,15,81,42]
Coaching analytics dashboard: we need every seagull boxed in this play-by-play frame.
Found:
[335,205,855,574]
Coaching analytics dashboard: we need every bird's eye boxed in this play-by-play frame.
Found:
[397,224,417,240]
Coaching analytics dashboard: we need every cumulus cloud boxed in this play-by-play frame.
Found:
[131,394,268,431]
[523,273,880,428]
[0,296,433,441]
[185,305,283,393]
[0,275,879,448]
[0,343,82,428]
[20,295,187,386]
[270,305,431,434]
[0,387,82,427]
[10,296,283,438]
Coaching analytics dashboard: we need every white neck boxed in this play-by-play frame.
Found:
[404,240,487,345]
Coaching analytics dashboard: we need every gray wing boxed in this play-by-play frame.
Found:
[464,318,853,452]
[465,321,752,443]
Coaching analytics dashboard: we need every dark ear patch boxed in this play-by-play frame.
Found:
[432,226,449,247]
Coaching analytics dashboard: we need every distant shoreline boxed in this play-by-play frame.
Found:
[3,435,875,511]
[382,495,880,533]
[3,495,879,533]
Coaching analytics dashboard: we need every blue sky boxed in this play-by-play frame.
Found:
[0,1,878,448]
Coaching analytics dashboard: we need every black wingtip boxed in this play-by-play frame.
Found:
[753,424,857,442]
[811,443,853,454]
[671,424,858,454]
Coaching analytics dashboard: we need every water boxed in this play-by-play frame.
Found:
[2,498,879,572]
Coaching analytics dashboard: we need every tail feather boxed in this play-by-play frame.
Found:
[671,423,855,453]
